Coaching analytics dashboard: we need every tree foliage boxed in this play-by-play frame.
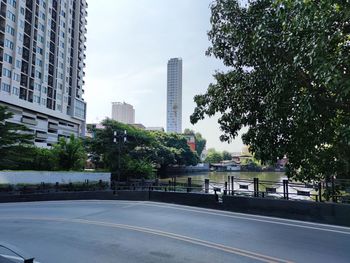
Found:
[0,106,34,169]
[87,119,199,179]
[204,148,224,164]
[52,134,86,170]
[191,0,350,181]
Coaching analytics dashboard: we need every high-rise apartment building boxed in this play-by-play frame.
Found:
[111,102,135,124]
[167,57,182,133]
[0,0,87,147]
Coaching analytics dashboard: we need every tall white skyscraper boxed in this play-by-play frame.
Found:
[0,0,88,147]
[167,58,182,133]
[111,102,135,124]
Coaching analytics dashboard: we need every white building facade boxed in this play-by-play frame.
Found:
[111,102,135,124]
[166,57,182,133]
[0,0,88,147]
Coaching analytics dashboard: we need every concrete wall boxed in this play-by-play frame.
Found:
[0,189,349,227]
[222,195,350,226]
[0,191,115,203]
[150,191,217,208]
[0,171,111,185]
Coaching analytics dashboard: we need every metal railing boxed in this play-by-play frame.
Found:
[112,176,350,204]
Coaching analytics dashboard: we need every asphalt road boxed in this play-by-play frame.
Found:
[0,200,349,263]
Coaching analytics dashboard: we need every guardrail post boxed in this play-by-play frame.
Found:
[283,180,289,200]
[231,176,234,196]
[224,182,227,196]
[214,188,219,202]
[318,182,322,202]
[228,176,231,194]
[331,176,336,202]
[204,179,209,193]
[253,178,259,197]
[187,177,192,193]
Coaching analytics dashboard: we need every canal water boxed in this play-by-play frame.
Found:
[162,171,287,184]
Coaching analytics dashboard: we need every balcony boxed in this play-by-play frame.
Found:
[48,123,58,130]
[36,131,48,139]
[22,116,38,126]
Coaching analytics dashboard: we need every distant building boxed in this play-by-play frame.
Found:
[146,127,165,132]
[0,0,88,147]
[167,58,182,133]
[184,134,196,152]
[111,102,135,124]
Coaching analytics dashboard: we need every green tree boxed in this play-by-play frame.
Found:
[222,151,232,161]
[204,148,223,164]
[0,106,34,169]
[52,134,86,170]
[26,148,57,171]
[87,119,199,179]
[191,0,350,181]
[88,119,156,179]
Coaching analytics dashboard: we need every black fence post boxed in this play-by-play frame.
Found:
[331,176,336,202]
[228,176,231,194]
[318,182,322,202]
[253,178,259,197]
[283,180,289,200]
[325,178,330,201]
[174,176,176,192]
[204,179,209,193]
[187,177,192,193]
[231,176,234,196]
[224,182,227,196]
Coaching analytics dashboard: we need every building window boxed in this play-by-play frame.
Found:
[4,53,13,64]
[8,0,16,8]
[1,83,11,92]
[7,11,16,22]
[6,25,15,36]
[12,86,19,96]
[34,83,41,92]
[13,73,20,82]
[3,68,12,78]
[16,60,21,69]
[35,70,42,79]
[34,95,41,104]
[74,99,85,119]
[19,20,24,29]
[5,39,14,50]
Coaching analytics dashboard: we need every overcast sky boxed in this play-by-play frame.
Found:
[84,0,245,152]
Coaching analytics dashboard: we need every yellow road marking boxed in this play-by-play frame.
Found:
[0,216,292,263]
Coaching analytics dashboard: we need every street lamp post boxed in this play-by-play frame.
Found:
[113,130,127,185]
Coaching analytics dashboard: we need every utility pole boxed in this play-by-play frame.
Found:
[113,130,127,184]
